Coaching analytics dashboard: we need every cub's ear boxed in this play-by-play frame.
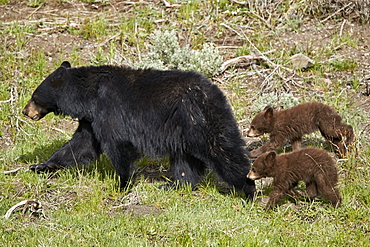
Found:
[265,151,277,163]
[60,61,71,68]
[264,106,274,120]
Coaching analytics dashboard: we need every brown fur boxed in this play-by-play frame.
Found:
[246,102,354,158]
[247,148,341,210]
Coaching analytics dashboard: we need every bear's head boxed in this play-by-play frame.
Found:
[247,151,277,180]
[22,61,71,121]
[246,106,274,137]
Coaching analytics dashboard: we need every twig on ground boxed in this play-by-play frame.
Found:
[221,23,293,73]
[339,19,346,38]
[4,167,23,175]
[161,0,181,8]
[4,199,45,219]
[251,62,267,79]
[26,3,44,19]
[0,83,15,104]
[320,2,353,23]
[249,11,273,30]
[230,0,247,5]
[220,48,276,72]
[97,33,120,47]
[220,53,273,73]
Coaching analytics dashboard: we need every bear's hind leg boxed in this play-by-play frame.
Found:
[30,119,102,172]
[103,141,141,190]
[316,174,341,207]
[319,120,353,156]
[169,154,206,189]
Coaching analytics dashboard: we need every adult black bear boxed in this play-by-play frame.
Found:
[23,61,255,198]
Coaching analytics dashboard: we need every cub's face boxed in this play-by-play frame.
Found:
[246,151,276,180]
[246,166,264,180]
[22,62,70,121]
[246,107,274,137]
[246,112,266,137]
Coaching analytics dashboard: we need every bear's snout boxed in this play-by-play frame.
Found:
[246,170,262,180]
[246,128,260,137]
[22,100,46,121]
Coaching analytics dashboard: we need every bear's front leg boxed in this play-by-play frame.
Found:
[265,189,286,211]
[29,119,102,172]
[249,139,284,158]
[248,147,264,158]
[249,143,275,158]
[29,162,61,172]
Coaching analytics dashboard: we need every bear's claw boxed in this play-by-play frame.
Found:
[29,163,60,173]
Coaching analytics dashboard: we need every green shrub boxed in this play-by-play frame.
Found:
[250,92,299,113]
[134,30,223,77]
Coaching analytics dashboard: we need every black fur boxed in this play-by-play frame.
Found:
[24,62,255,198]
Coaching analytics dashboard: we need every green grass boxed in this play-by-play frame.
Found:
[1,0,369,246]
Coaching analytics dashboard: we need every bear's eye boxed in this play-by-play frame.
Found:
[250,125,255,130]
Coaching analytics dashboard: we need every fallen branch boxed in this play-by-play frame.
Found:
[230,0,247,5]
[97,33,120,47]
[221,23,293,73]
[220,50,276,73]
[4,199,44,219]
[161,0,181,8]
[4,167,23,175]
[320,2,353,23]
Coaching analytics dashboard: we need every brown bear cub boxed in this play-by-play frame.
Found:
[246,102,354,158]
[247,148,341,210]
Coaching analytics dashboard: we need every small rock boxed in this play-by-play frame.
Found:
[290,53,314,70]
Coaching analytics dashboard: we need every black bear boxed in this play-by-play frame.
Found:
[247,148,341,210]
[23,61,255,198]
[246,102,354,158]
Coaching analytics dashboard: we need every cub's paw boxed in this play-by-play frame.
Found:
[29,163,60,173]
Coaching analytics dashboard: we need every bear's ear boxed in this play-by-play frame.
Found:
[265,151,276,163]
[264,106,274,120]
[60,61,71,68]
[51,65,68,88]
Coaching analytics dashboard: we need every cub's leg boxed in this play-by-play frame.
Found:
[318,118,354,156]
[249,141,283,158]
[305,181,318,199]
[266,189,286,211]
[316,174,341,207]
[291,137,302,150]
